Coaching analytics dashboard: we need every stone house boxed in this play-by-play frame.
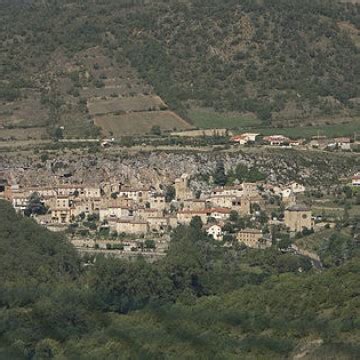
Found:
[102,197,135,209]
[231,133,259,145]
[211,185,243,197]
[27,186,57,198]
[99,206,134,222]
[183,198,208,211]
[231,197,251,215]
[56,184,85,197]
[263,135,291,146]
[51,195,73,224]
[210,207,231,220]
[147,216,173,233]
[137,208,163,220]
[352,173,360,187]
[284,205,313,233]
[289,182,306,194]
[242,182,258,194]
[207,195,234,209]
[72,198,101,217]
[11,192,29,212]
[118,187,150,203]
[51,208,72,224]
[334,137,351,151]
[237,228,270,248]
[148,194,167,210]
[177,209,211,225]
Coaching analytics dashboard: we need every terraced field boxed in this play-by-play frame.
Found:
[94,111,192,136]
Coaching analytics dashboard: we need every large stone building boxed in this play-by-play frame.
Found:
[284,205,312,233]
[237,228,270,249]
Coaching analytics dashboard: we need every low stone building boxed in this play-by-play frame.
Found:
[231,197,251,215]
[51,208,72,224]
[237,228,270,249]
[177,209,210,225]
[118,187,150,203]
[137,207,163,220]
[148,194,167,210]
[183,198,208,211]
[284,205,312,233]
[352,173,360,187]
[99,206,134,222]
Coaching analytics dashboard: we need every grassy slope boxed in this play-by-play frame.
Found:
[0,0,360,138]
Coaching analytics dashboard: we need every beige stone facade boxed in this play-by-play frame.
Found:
[237,228,269,248]
[284,205,312,233]
[175,174,192,201]
[113,219,149,234]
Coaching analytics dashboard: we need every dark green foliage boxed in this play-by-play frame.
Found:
[24,192,47,217]
[320,232,358,268]
[149,125,161,136]
[0,199,359,358]
[227,164,266,184]
[1,0,359,133]
[164,185,175,203]
[213,160,226,186]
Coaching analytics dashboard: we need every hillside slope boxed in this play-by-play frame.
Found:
[0,199,359,359]
[0,0,359,137]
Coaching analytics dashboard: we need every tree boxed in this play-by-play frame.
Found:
[229,210,239,223]
[145,239,156,249]
[150,125,161,136]
[213,160,227,186]
[24,192,47,216]
[190,216,203,230]
[165,185,176,202]
[53,127,64,141]
[343,186,353,199]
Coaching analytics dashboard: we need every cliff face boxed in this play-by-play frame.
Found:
[1,148,358,189]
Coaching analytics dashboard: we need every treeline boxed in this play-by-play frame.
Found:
[0,200,360,358]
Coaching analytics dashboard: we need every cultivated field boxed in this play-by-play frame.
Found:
[0,127,48,141]
[189,108,261,129]
[0,95,48,128]
[88,96,167,116]
[94,111,192,136]
[189,107,360,139]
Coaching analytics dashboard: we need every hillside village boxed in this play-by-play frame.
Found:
[1,167,359,258]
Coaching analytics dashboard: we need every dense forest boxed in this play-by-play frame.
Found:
[0,199,359,359]
[0,0,360,134]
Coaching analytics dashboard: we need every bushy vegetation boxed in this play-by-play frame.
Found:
[0,199,360,358]
[0,0,359,135]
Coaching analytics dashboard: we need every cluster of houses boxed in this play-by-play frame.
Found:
[0,172,318,250]
[231,133,359,151]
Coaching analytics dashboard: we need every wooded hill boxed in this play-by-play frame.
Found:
[0,199,360,359]
[0,0,359,137]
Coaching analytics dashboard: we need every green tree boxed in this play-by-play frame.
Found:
[213,160,227,186]
[150,125,161,136]
[24,192,47,216]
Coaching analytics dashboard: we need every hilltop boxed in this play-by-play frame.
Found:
[0,0,359,138]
